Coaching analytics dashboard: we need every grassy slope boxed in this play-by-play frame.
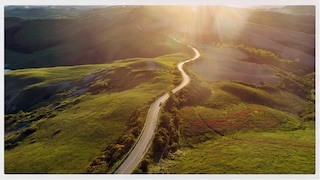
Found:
[5,64,112,114]
[178,81,305,142]
[5,64,105,89]
[247,9,315,34]
[5,89,150,173]
[148,80,314,174]
[5,53,188,173]
[5,6,189,70]
[153,122,314,174]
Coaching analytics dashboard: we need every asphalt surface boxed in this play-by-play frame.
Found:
[114,38,200,174]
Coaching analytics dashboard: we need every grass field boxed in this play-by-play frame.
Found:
[5,89,151,173]
[147,79,314,174]
[177,81,306,143]
[149,122,315,174]
[5,53,188,173]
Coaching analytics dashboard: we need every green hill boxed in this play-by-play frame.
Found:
[5,6,190,70]
[5,53,189,173]
[147,80,315,174]
[5,5,315,174]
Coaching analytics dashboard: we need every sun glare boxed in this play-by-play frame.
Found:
[137,6,251,44]
[208,6,250,43]
[158,6,251,43]
[191,6,198,12]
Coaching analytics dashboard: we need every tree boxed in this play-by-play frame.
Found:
[139,158,150,173]
[159,113,171,129]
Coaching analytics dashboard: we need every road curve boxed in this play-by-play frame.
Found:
[114,38,200,174]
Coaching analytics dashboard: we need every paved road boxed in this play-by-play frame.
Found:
[114,37,200,174]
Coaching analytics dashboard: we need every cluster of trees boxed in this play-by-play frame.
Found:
[135,79,211,173]
[134,100,181,173]
[216,43,293,64]
[215,42,314,99]
[234,44,315,121]
[215,43,310,75]
[229,44,314,122]
[152,112,180,162]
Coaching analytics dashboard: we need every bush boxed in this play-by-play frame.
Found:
[139,158,150,173]
[89,81,109,94]
[170,142,179,152]
[5,127,37,150]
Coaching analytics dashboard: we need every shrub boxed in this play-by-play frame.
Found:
[139,158,150,173]
[89,81,109,94]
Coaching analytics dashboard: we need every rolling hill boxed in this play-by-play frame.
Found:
[4,5,315,174]
[5,6,190,70]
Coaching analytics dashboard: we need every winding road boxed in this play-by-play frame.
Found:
[114,37,200,174]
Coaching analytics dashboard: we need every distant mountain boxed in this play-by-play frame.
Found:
[265,6,315,16]
[4,6,109,19]
[279,6,315,16]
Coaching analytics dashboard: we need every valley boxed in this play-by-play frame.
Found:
[4,5,316,174]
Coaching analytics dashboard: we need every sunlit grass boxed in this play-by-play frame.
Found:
[147,79,313,174]
[149,122,315,174]
[6,64,110,90]
[6,90,152,173]
[5,53,186,173]
[188,122,313,174]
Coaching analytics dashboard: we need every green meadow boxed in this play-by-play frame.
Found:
[150,122,315,174]
[5,54,188,173]
[147,78,314,174]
